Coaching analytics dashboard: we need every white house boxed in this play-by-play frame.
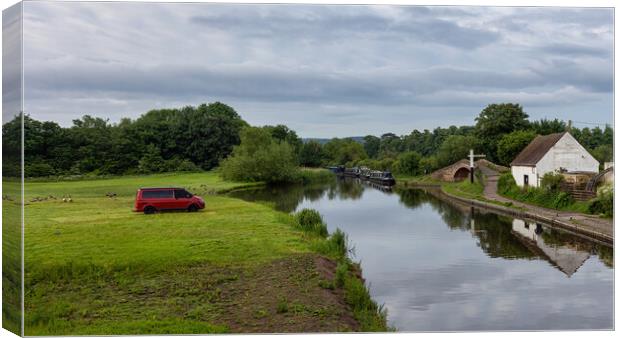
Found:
[510,132,599,188]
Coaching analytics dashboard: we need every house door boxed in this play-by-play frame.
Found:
[523,175,529,187]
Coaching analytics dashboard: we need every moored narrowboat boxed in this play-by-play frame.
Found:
[344,167,361,177]
[327,165,345,176]
[360,166,371,179]
[368,170,396,186]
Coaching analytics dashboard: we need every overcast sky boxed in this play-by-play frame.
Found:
[17,2,614,137]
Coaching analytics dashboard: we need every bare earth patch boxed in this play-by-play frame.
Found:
[26,253,360,335]
[216,254,359,333]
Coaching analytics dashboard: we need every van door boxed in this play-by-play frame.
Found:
[174,189,192,209]
[158,189,175,209]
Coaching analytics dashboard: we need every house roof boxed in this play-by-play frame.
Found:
[510,132,566,167]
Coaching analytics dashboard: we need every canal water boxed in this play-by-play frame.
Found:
[229,178,614,331]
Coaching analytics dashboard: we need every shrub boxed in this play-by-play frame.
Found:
[295,209,328,237]
[177,159,201,172]
[552,192,574,209]
[276,297,289,314]
[220,127,300,183]
[395,151,422,176]
[329,229,348,258]
[25,162,55,177]
[588,187,613,217]
[540,172,564,193]
[296,209,323,229]
[497,172,585,212]
[312,228,350,259]
[419,156,439,174]
[334,262,348,288]
[497,172,518,195]
[344,274,389,331]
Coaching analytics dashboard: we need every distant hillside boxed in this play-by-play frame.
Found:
[302,136,365,145]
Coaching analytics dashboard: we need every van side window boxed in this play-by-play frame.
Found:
[174,189,191,199]
[142,190,173,199]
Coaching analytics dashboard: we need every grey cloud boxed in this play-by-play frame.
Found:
[540,43,611,58]
[3,2,22,121]
[17,3,614,136]
[24,59,609,109]
[189,8,499,50]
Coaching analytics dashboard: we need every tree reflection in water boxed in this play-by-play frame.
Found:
[229,179,612,270]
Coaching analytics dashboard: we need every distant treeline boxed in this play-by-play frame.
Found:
[2,102,613,178]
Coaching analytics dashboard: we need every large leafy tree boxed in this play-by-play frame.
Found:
[378,132,403,158]
[220,127,300,183]
[264,125,302,151]
[180,102,248,169]
[299,141,324,167]
[69,115,116,174]
[436,135,479,167]
[475,103,529,161]
[496,130,537,166]
[530,118,566,135]
[363,135,380,159]
[396,151,422,176]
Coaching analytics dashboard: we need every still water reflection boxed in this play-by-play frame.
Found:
[230,178,613,331]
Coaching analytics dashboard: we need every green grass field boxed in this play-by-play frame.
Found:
[20,172,373,335]
[3,180,22,335]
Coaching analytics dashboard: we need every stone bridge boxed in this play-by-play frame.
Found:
[431,159,471,182]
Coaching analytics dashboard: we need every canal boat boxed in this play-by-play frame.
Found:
[344,167,361,177]
[327,165,345,176]
[360,166,371,179]
[368,170,396,186]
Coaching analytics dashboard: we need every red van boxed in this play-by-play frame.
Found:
[133,187,205,214]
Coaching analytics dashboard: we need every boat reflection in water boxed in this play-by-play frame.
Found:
[343,177,394,194]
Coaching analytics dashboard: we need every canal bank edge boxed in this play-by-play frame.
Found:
[218,188,390,332]
[400,182,613,245]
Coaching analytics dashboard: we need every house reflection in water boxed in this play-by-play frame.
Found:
[511,219,591,277]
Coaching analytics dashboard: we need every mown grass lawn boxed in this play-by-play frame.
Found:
[21,172,362,335]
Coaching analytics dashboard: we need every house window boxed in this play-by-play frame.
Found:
[524,175,529,186]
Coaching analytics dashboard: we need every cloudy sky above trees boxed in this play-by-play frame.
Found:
[16,2,614,137]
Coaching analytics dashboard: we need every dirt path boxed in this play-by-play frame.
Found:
[477,163,613,239]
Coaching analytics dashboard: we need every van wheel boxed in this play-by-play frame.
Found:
[188,205,198,212]
[144,206,156,214]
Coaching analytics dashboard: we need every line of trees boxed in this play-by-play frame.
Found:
[3,102,613,178]
[300,103,612,176]
[4,102,250,177]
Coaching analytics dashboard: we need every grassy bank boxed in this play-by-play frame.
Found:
[394,174,441,186]
[21,171,386,334]
[441,178,484,201]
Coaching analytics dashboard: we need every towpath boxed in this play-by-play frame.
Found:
[477,163,613,240]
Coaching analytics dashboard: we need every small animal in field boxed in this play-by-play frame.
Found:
[105,192,117,198]
[62,195,73,203]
